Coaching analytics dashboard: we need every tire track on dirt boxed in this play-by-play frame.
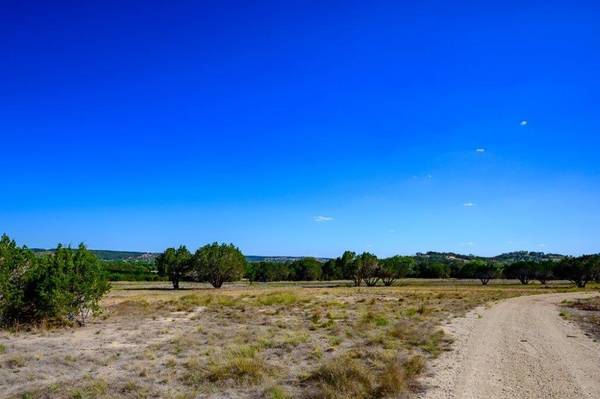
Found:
[419,292,600,399]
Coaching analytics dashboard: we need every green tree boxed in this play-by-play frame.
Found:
[503,261,536,284]
[321,259,342,280]
[338,251,357,281]
[193,243,246,288]
[156,246,192,289]
[379,256,414,286]
[246,261,291,282]
[534,261,555,285]
[355,252,379,287]
[468,260,498,285]
[412,260,450,278]
[555,255,600,288]
[290,257,322,281]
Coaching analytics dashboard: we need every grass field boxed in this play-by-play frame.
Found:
[0,280,595,399]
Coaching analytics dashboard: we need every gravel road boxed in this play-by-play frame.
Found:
[419,292,600,399]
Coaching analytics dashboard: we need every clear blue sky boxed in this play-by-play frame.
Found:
[2,1,599,257]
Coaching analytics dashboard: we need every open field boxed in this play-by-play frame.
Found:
[0,281,596,399]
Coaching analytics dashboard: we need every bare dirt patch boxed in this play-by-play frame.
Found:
[418,291,600,399]
[561,295,600,342]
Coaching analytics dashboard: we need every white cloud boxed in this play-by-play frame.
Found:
[475,148,486,153]
[520,120,528,126]
[462,241,475,246]
[537,243,547,248]
[463,202,476,207]
[313,215,334,223]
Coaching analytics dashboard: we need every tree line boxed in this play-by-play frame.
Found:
[245,251,600,287]
[155,244,600,289]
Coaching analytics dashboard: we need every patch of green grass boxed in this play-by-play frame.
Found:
[71,378,109,399]
[172,294,237,311]
[183,344,274,387]
[255,291,300,306]
[0,343,6,354]
[359,311,389,327]
[305,356,374,399]
[264,386,290,399]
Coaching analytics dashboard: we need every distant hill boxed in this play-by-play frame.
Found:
[415,251,565,264]
[491,251,564,263]
[29,249,329,263]
[31,248,158,261]
[246,255,331,263]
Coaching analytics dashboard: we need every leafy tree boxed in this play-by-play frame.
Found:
[246,261,291,282]
[465,260,497,285]
[503,261,536,285]
[379,256,413,286]
[156,246,192,289]
[193,243,246,288]
[534,261,555,285]
[290,257,322,281]
[338,251,357,281]
[321,259,342,280]
[412,261,450,279]
[555,255,600,288]
[355,252,379,287]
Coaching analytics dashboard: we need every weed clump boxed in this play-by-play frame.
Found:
[183,345,274,387]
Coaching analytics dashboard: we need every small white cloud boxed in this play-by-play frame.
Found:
[463,202,476,207]
[537,243,547,248]
[426,174,433,179]
[462,241,475,246]
[313,215,334,223]
[520,120,528,126]
[475,148,486,153]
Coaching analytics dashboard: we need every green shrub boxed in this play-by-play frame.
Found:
[0,234,110,327]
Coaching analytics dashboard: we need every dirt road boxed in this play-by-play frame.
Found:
[419,292,600,399]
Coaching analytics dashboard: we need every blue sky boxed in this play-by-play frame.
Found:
[1,1,599,256]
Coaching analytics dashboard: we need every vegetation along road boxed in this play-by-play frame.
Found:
[419,292,600,399]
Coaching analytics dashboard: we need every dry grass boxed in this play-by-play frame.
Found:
[562,295,600,341]
[1,280,584,398]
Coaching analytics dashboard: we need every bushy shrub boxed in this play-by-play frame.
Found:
[0,235,110,327]
[0,234,37,325]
